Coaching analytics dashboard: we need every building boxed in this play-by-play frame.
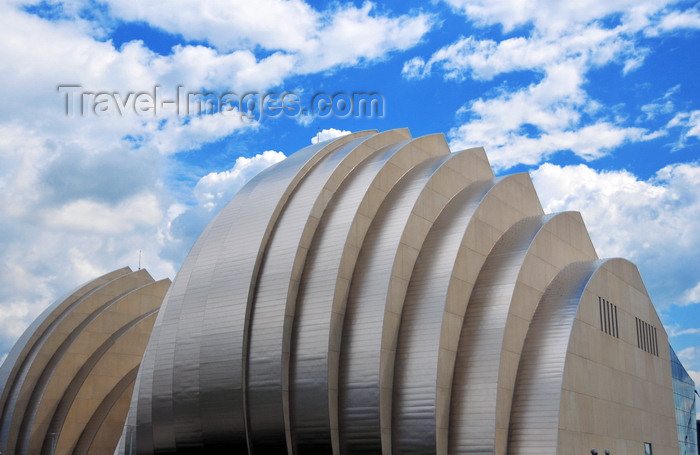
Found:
[0,267,169,455]
[0,129,695,454]
[116,129,681,454]
[671,347,698,455]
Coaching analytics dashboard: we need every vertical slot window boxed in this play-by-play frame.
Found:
[598,297,618,338]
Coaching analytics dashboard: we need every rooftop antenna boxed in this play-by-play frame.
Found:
[138,250,142,270]
[316,126,320,144]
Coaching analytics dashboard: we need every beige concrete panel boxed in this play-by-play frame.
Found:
[0,266,132,420]
[510,260,612,455]
[82,380,135,455]
[27,278,167,455]
[558,258,677,455]
[51,314,157,455]
[450,212,597,455]
[1,269,157,455]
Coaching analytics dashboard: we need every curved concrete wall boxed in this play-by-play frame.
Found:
[510,258,678,454]
[0,267,170,455]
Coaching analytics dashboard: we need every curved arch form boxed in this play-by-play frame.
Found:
[0,268,169,455]
[290,133,446,453]
[107,129,677,455]
[391,173,544,455]
[449,212,598,454]
[0,267,133,452]
[130,130,382,453]
[72,365,139,455]
[510,258,677,454]
[245,130,416,453]
[40,307,159,454]
[338,147,494,453]
[508,259,604,453]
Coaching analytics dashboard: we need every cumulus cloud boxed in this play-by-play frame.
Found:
[678,346,700,365]
[402,25,636,81]
[689,370,700,388]
[311,128,352,144]
[0,1,431,159]
[0,206,179,357]
[441,0,677,34]
[102,0,319,53]
[654,8,700,34]
[446,60,651,168]
[297,3,433,73]
[667,325,700,337]
[0,0,432,359]
[161,151,286,265]
[0,148,286,358]
[99,0,433,71]
[532,161,700,309]
[194,151,287,210]
[407,0,698,169]
[684,282,700,305]
[44,193,162,233]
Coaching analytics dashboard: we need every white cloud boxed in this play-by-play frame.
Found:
[158,150,286,267]
[664,110,700,150]
[148,112,255,155]
[412,18,649,169]
[0,211,179,356]
[446,60,651,168]
[297,3,433,73]
[442,0,673,34]
[408,1,698,169]
[103,0,319,53]
[656,9,700,33]
[688,115,700,138]
[402,24,635,81]
[678,346,700,364]
[640,96,674,121]
[684,282,700,305]
[0,5,264,158]
[100,0,433,72]
[44,193,162,233]
[667,324,700,337]
[194,151,287,210]
[532,161,700,309]
[688,370,700,388]
[311,128,352,144]
[0,1,431,160]
[0,0,434,360]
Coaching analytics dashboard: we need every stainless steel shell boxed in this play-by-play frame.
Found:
[109,129,674,455]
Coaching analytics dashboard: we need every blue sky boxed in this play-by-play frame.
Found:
[0,0,699,399]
